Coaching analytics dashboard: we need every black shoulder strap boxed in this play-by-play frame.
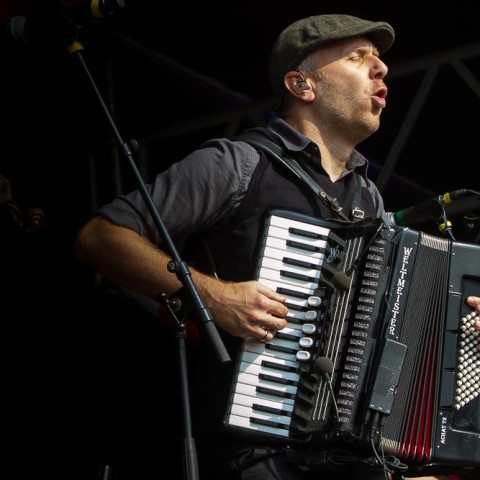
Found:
[234,130,351,221]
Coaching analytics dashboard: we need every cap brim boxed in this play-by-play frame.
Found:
[363,24,395,53]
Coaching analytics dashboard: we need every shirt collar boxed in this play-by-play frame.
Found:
[267,116,370,180]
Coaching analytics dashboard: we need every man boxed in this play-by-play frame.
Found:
[75,14,480,480]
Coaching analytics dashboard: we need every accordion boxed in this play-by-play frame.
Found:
[223,209,480,472]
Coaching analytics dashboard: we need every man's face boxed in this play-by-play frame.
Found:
[310,36,389,142]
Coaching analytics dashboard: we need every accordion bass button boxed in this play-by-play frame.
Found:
[308,296,322,307]
[305,310,318,321]
[302,323,317,335]
[296,350,311,362]
[299,337,314,348]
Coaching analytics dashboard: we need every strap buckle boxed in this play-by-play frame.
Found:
[352,207,365,219]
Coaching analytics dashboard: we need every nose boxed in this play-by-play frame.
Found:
[371,56,388,79]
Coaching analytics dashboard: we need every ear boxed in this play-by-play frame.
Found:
[284,71,313,101]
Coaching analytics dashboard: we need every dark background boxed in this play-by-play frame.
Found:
[1,1,480,479]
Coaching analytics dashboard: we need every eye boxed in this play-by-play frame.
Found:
[348,54,363,62]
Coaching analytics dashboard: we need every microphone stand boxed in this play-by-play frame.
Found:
[435,203,456,241]
[437,190,480,242]
[64,31,230,480]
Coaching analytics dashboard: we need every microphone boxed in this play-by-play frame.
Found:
[58,0,126,19]
[331,221,384,291]
[314,356,334,378]
[331,270,352,291]
[314,356,340,422]
[393,189,469,227]
[7,0,125,45]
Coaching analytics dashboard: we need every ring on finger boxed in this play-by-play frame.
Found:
[260,326,269,342]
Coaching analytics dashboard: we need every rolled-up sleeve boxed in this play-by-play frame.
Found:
[97,138,260,245]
